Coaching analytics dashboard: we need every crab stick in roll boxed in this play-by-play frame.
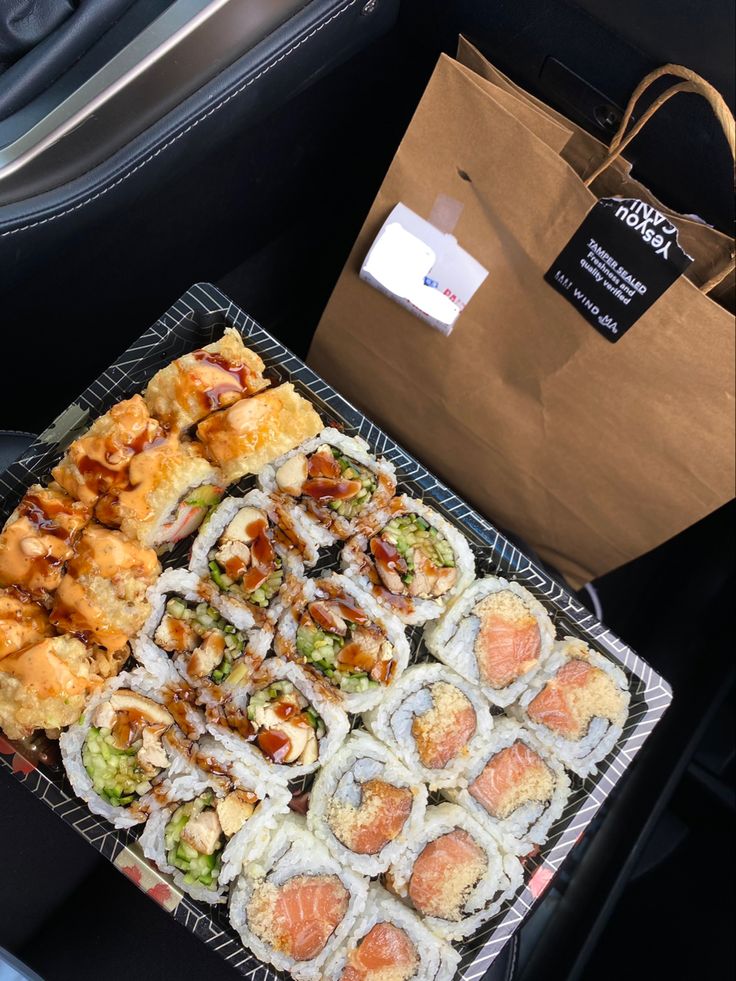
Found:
[0,587,54,660]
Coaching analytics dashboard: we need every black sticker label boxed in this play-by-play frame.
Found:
[544,197,693,342]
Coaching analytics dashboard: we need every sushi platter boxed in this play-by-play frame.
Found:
[0,283,672,979]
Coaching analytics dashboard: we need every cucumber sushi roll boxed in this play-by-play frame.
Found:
[207,657,350,784]
[363,662,493,790]
[60,672,200,829]
[139,736,290,903]
[307,731,427,876]
[424,577,555,707]
[229,813,369,980]
[259,427,397,542]
[384,802,523,942]
[511,637,630,778]
[274,573,411,713]
[445,718,570,855]
[323,883,460,981]
[341,496,475,626]
[189,490,311,631]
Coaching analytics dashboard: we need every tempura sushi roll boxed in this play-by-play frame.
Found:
[323,884,460,981]
[307,731,427,876]
[385,802,523,942]
[259,428,396,541]
[511,637,630,778]
[274,573,410,713]
[229,813,368,980]
[144,328,270,432]
[0,586,54,659]
[60,672,198,828]
[139,736,290,903]
[50,524,160,654]
[0,483,90,596]
[363,662,493,790]
[445,718,570,855]
[189,491,310,631]
[196,383,322,483]
[424,577,555,707]
[342,496,475,626]
[206,657,350,784]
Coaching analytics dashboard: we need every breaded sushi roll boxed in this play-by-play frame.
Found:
[60,672,200,828]
[206,657,350,784]
[139,736,290,903]
[259,428,396,541]
[0,587,54,659]
[274,573,411,713]
[424,577,555,707]
[308,731,427,877]
[342,496,475,626]
[229,813,368,980]
[445,718,570,855]
[189,490,311,631]
[196,383,322,483]
[323,884,460,981]
[50,524,160,653]
[363,662,493,790]
[0,483,90,596]
[385,802,523,942]
[144,328,270,432]
[511,637,630,778]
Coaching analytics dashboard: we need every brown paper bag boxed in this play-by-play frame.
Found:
[309,53,735,587]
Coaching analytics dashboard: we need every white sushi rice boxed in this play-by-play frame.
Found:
[258,427,397,542]
[444,717,571,855]
[385,801,523,942]
[273,572,411,713]
[363,662,494,790]
[307,731,428,876]
[424,576,555,707]
[229,813,369,981]
[207,657,351,784]
[510,636,631,778]
[341,495,476,627]
[323,883,460,981]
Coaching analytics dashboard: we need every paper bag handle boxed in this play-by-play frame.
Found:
[584,64,736,293]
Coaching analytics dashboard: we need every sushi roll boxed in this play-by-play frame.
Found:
[50,524,161,654]
[139,736,290,903]
[259,427,396,541]
[0,586,54,659]
[307,731,428,876]
[323,884,460,981]
[0,483,90,596]
[274,573,411,713]
[144,328,270,433]
[341,496,475,626]
[363,662,493,790]
[445,718,570,855]
[59,672,199,828]
[196,383,322,483]
[188,490,311,631]
[206,657,350,784]
[424,577,555,707]
[229,813,368,980]
[384,802,523,942]
[511,637,630,778]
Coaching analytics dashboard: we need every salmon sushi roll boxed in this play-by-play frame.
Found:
[424,576,555,707]
[341,496,475,626]
[384,802,523,942]
[363,662,493,790]
[323,884,460,981]
[512,637,630,778]
[229,813,368,980]
[307,731,427,876]
[259,428,397,542]
[445,718,570,854]
[274,573,411,713]
[139,736,289,903]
